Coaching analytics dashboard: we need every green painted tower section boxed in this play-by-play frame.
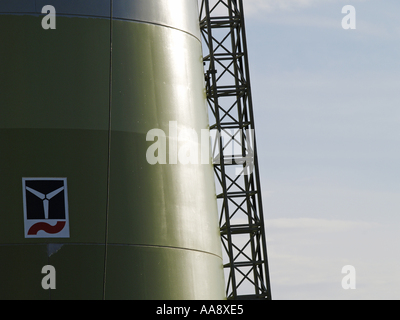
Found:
[0,0,225,299]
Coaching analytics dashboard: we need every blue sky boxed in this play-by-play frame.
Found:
[240,0,400,299]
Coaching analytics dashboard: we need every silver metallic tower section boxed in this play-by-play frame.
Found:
[200,0,272,299]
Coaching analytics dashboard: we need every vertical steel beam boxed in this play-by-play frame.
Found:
[201,0,238,298]
[200,0,272,300]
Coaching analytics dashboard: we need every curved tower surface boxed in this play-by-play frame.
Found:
[0,0,225,299]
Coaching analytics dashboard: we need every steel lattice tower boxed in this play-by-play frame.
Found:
[199,0,272,300]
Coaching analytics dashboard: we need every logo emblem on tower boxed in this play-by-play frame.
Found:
[22,178,70,238]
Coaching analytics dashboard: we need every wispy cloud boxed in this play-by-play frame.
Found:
[243,0,368,15]
[266,218,400,299]
[243,0,315,14]
[199,0,315,18]
[266,218,377,233]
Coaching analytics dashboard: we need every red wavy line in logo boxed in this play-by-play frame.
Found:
[27,221,66,235]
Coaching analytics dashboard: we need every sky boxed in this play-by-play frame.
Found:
[236,0,400,299]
